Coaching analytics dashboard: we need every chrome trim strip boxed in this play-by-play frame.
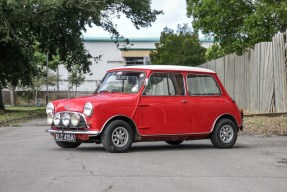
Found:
[101,114,140,136]
[46,129,100,135]
[210,113,240,133]
[139,132,211,137]
[101,115,134,130]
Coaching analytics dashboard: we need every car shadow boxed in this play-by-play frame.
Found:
[54,141,251,153]
[48,139,252,153]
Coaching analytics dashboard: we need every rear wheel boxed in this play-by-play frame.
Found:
[165,141,183,146]
[101,120,134,153]
[210,118,237,148]
[55,141,81,148]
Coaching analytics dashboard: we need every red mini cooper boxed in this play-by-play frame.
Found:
[46,65,243,153]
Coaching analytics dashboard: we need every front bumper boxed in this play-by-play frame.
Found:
[46,128,100,136]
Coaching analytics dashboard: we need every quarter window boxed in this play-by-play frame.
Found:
[143,73,185,96]
[187,74,221,95]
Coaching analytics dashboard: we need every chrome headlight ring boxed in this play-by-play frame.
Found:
[62,113,71,127]
[83,102,94,117]
[46,102,54,114]
[47,113,54,125]
[53,113,61,126]
[71,113,80,127]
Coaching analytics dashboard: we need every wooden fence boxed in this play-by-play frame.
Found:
[199,31,287,113]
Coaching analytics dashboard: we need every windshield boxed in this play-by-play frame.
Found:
[96,71,146,94]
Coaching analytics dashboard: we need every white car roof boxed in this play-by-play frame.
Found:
[112,65,215,73]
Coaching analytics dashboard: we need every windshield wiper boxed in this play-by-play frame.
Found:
[98,89,121,93]
[99,90,111,93]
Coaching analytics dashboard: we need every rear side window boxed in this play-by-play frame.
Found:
[143,73,185,96]
[187,74,221,96]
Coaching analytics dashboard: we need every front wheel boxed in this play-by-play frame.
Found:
[210,118,237,148]
[101,120,134,153]
[55,141,81,148]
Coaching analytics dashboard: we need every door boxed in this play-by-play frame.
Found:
[185,74,224,133]
[139,72,192,135]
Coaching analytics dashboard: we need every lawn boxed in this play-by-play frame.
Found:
[0,106,46,127]
[243,115,287,136]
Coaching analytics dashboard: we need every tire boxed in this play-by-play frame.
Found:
[165,141,183,146]
[101,120,134,153]
[55,141,81,148]
[210,118,238,149]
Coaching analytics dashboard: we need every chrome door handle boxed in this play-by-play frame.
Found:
[181,100,188,103]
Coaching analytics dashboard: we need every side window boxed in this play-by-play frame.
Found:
[143,73,185,96]
[187,74,221,95]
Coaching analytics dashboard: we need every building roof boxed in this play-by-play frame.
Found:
[111,65,215,73]
[83,37,214,43]
[83,37,159,42]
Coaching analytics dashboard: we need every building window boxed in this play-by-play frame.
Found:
[125,57,144,65]
[107,61,124,64]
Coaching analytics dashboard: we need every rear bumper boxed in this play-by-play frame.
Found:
[46,128,100,136]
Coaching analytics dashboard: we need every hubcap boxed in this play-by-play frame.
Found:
[219,125,234,143]
[112,127,129,147]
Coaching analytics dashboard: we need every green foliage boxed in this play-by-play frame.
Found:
[186,0,287,57]
[150,24,206,66]
[69,66,85,88]
[0,0,161,109]
[205,44,225,61]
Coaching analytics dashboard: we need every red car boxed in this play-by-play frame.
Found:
[46,65,243,153]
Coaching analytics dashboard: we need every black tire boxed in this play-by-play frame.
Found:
[55,141,81,148]
[210,118,238,149]
[165,141,183,146]
[101,120,134,153]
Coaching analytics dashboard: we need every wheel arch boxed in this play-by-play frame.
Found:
[101,115,141,141]
[211,114,239,133]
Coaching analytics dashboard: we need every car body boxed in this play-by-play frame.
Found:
[46,65,243,152]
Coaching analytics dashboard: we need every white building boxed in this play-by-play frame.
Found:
[53,37,213,92]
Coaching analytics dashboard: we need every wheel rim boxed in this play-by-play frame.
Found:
[112,127,129,147]
[219,125,234,143]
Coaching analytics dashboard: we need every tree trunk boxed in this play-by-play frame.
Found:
[9,85,16,106]
[0,86,5,110]
[34,89,38,106]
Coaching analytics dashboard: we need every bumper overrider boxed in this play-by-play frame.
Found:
[46,111,100,136]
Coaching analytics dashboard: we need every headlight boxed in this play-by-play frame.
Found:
[71,113,80,127]
[47,113,53,125]
[62,113,71,127]
[83,102,93,117]
[46,102,54,114]
[53,113,61,126]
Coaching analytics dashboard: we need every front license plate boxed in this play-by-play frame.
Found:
[54,133,76,142]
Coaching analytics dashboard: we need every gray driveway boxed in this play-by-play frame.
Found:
[0,119,286,192]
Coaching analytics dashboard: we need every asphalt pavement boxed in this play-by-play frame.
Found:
[0,118,286,192]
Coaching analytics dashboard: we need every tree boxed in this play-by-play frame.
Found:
[186,0,287,58]
[69,65,86,98]
[150,24,206,66]
[0,0,162,109]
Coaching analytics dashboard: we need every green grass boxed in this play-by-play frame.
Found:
[5,106,45,111]
[0,107,46,127]
[241,116,287,136]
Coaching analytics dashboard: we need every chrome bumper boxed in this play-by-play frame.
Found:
[46,129,100,136]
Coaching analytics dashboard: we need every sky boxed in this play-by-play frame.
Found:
[83,0,191,38]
